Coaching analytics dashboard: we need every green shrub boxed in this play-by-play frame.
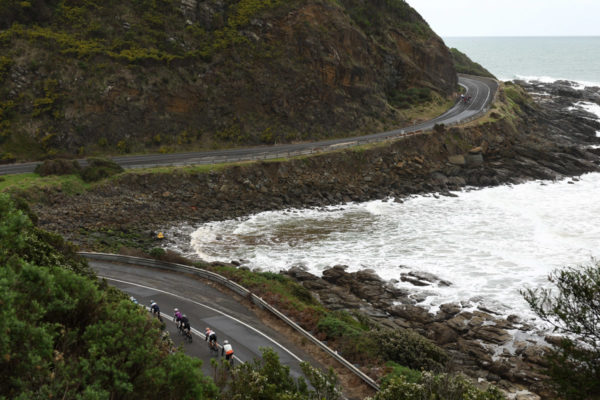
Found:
[317,312,364,339]
[367,372,505,400]
[224,347,341,400]
[449,48,496,79]
[149,247,166,258]
[388,87,433,109]
[0,152,16,164]
[34,158,81,176]
[0,193,218,398]
[523,261,600,399]
[381,361,422,385]
[372,327,448,372]
[79,157,124,182]
[0,55,12,82]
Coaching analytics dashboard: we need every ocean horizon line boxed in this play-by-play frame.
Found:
[443,35,600,39]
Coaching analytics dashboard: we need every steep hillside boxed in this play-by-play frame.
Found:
[450,48,495,79]
[0,0,457,161]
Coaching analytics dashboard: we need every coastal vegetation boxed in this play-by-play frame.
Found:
[199,261,503,398]
[449,48,496,79]
[215,347,341,400]
[0,193,350,399]
[366,371,503,400]
[523,261,600,399]
[0,193,218,399]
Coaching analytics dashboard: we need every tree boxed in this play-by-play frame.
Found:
[223,347,341,400]
[522,261,600,399]
[365,372,504,400]
[0,194,218,399]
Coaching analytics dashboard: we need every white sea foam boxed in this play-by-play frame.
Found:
[189,174,600,322]
[504,74,600,89]
[575,101,600,119]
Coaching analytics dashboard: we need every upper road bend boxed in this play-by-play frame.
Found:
[0,75,497,175]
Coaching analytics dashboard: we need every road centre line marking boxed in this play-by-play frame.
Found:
[101,276,303,362]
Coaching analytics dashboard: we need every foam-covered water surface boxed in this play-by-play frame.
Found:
[190,174,600,319]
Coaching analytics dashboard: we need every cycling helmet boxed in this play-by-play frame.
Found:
[224,340,229,344]
[183,314,187,318]
[174,308,179,312]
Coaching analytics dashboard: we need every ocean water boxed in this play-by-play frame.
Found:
[182,38,600,324]
[444,36,600,86]
[188,173,600,321]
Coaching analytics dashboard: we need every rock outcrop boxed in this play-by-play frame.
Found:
[285,265,553,399]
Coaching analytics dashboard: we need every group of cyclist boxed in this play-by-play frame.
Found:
[146,296,233,363]
[147,301,235,363]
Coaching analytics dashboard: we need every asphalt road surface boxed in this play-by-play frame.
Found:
[90,260,323,380]
[0,75,497,175]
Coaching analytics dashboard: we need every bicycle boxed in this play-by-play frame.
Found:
[208,340,219,353]
[224,354,234,369]
[177,322,185,336]
[183,329,193,344]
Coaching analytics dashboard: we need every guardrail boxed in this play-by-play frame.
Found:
[80,252,381,391]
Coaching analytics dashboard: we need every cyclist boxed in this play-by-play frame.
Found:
[150,300,160,318]
[205,327,217,349]
[181,314,191,335]
[221,339,234,364]
[174,308,183,328]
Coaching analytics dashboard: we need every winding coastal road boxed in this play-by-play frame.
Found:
[89,260,323,380]
[0,75,497,175]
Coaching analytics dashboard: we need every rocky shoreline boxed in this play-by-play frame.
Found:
[28,81,600,398]
[31,82,600,249]
[285,264,552,399]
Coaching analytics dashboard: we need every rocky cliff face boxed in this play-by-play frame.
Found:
[0,0,456,161]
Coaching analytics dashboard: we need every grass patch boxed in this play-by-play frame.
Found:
[0,172,91,193]
[381,362,422,385]
[402,93,455,123]
[199,262,326,330]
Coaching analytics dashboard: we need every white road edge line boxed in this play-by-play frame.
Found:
[101,276,303,363]
[483,80,492,109]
